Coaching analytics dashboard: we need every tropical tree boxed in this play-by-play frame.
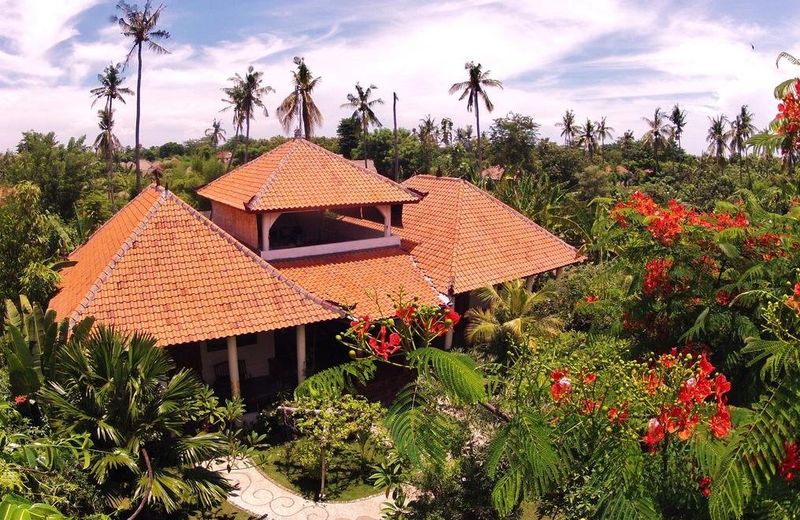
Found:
[641,107,672,173]
[465,280,560,361]
[669,104,687,149]
[220,84,244,169]
[595,116,614,150]
[39,326,237,517]
[706,114,729,166]
[222,66,273,162]
[440,117,454,146]
[93,108,121,206]
[448,61,503,163]
[113,1,170,193]
[556,109,578,145]
[277,56,323,139]
[90,63,132,205]
[730,105,756,159]
[204,119,226,148]
[341,83,384,167]
[577,119,597,158]
[417,114,438,145]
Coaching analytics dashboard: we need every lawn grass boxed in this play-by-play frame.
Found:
[188,500,257,520]
[253,443,380,502]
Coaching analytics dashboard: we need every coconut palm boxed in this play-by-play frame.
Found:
[730,105,757,158]
[706,115,729,168]
[641,108,672,174]
[39,326,234,517]
[596,116,614,150]
[341,83,384,167]
[556,110,578,145]
[669,104,687,150]
[205,119,226,148]
[221,84,245,169]
[222,66,273,162]
[90,63,134,111]
[418,114,438,145]
[465,279,561,362]
[94,108,122,206]
[440,117,454,146]
[113,1,170,193]
[577,119,598,158]
[277,57,323,139]
[448,61,503,163]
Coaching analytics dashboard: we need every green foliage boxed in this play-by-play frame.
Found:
[0,494,68,520]
[488,112,539,173]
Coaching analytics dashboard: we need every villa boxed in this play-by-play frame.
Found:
[49,138,580,410]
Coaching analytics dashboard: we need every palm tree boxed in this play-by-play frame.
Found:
[596,116,614,150]
[440,117,454,146]
[418,114,438,145]
[39,326,234,518]
[706,115,729,168]
[277,57,323,139]
[731,105,757,182]
[641,108,672,174]
[448,61,503,163]
[341,83,384,167]
[91,63,132,206]
[465,280,561,362]
[220,85,245,170]
[222,66,273,162]
[205,119,226,148]
[113,1,170,193]
[556,109,578,145]
[94,108,122,206]
[577,119,597,158]
[669,104,687,150]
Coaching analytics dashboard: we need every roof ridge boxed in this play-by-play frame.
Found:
[246,139,303,210]
[300,139,422,201]
[69,186,168,325]
[162,188,345,317]
[446,179,467,295]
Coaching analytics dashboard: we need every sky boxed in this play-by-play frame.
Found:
[0,0,798,154]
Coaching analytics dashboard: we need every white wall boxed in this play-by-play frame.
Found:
[198,331,275,384]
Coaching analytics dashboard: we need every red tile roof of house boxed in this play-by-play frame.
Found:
[400,176,582,293]
[197,139,420,212]
[49,185,342,346]
[346,175,583,294]
[272,248,443,319]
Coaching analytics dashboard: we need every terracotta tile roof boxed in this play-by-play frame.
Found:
[197,139,420,212]
[49,185,342,346]
[344,176,583,294]
[272,248,443,319]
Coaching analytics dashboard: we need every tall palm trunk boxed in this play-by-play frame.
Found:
[106,98,116,209]
[393,92,399,181]
[475,91,482,163]
[244,117,250,163]
[301,94,310,139]
[134,42,143,192]
[363,116,368,168]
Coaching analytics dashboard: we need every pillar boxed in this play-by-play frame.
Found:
[525,275,537,291]
[260,213,280,253]
[296,324,307,384]
[444,329,454,350]
[377,205,392,237]
[226,336,240,398]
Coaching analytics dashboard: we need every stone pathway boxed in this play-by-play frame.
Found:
[213,459,384,520]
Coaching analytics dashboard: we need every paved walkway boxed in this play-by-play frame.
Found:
[213,459,384,520]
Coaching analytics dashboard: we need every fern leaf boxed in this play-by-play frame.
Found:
[406,347,487,403]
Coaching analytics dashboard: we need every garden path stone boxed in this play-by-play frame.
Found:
[212,459,383,520]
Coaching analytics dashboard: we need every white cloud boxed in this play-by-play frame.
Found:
[0,0,798,154]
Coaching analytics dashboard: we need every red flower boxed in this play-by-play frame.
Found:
[14,395,27,406]
[715,290,733,306]
[713,374,731,400]
[643,258,673,296]
[368,326,402,360]
[698,476,713,497]
[709,404,732,439]
[608,403,629,424]
[779,441,799,481]
[645,370,661,395]
[581,399,600,415]
[583,373,597,385]
[395,305,416,325]
[443,307,461,326]
[584,294,599,304]
[658,354,676,368]
[350,315,371,337]
[642,418,665,451]
[550,370,572,402]
[699,353,715,378]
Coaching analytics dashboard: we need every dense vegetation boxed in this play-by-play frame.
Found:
[2,3,800,518]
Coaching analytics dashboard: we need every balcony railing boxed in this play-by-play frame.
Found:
[260,235,401,261]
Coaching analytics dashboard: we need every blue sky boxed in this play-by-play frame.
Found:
[0,0,798,153]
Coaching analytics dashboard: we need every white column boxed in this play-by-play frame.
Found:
[260,213,280,253]
[377,205,392,237]
[444,329,454,350]
[226,336,240,399]
[296,324,307,384]
[525,275,536,291]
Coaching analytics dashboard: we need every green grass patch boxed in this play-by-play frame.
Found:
[253,441,381,502]
[188,500,257,520]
